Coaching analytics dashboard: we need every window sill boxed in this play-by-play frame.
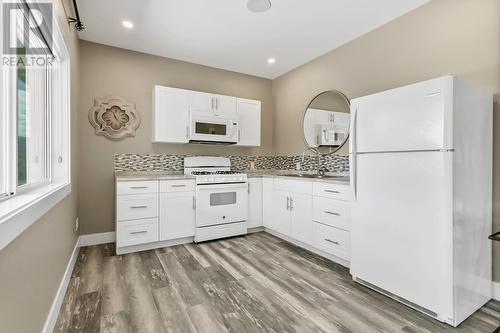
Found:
[0,182,71,250]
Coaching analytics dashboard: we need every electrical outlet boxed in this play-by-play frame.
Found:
[75,217,79,232]
[296,162,301,170]
[250,161,255,170]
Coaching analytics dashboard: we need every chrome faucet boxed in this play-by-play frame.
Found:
[301,147,326,176]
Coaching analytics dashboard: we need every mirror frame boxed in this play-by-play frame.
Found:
[302,90,351,155]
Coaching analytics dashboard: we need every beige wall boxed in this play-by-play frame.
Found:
[78,41,273,235]
[272,0,500,279]
[0,1,80,332]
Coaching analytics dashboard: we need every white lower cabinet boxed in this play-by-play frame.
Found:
[247,178,263,228]
[312,222,350,260]
[290,192,313,244]
[116,193,158,221]
[262,178,351,264]
[159,191,196,241]
[117,218,159,247]
[262,177,274,228]
[116,179,196,253]
[270,190,292,235]
[116,176,351,264]
[312,196,350,231]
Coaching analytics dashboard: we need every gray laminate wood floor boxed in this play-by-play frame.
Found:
[54,232,500,333]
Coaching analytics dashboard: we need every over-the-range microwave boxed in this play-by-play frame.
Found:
[189,112,239,145]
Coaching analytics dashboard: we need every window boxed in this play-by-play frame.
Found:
[1,3,65,200]
[16,48,50,189]
[0,1,70,228]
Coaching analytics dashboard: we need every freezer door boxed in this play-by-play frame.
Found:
[350,151,453,319]
[352,76,453,153]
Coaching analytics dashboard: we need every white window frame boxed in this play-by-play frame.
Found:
[0,2,71,250]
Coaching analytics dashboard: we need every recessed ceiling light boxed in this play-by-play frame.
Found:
[267,58,276,64]
[122,20,134,29]
[247,0,271,13]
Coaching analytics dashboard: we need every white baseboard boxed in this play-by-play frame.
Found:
[42,240,80,333]
[78,231,116,247]
[493,281,500,301]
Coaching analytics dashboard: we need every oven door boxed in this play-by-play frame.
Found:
[189,114,238,143]
[196,183,248,227]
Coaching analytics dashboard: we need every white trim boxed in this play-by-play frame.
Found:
[493,281,500,301]
[41,240,79,333]
[78,231,116,247]
[264,228,350,268]
[0,183,70,250]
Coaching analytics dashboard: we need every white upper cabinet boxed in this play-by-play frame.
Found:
[189,91,214,114]
[213,94,237,117]
[189,91,237,117]
[236,98,261,147]
[153,86,190,143]
[153,85,260,145]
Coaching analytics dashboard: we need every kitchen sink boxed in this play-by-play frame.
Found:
[281,173,347,180]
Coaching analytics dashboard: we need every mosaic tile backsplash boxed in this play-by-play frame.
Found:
[115,154,349,173]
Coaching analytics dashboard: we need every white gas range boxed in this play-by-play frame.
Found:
[184,157,248,242]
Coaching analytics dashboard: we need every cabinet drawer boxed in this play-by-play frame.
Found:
[313,182,351,201]
[195,221,247,243]
[117,181,158,195]
[117,193,158,221]
[312,222,350,260]
[274,178,312,195]
[313,197,350,231]
[160,179,195,193]
[117,218,159,247]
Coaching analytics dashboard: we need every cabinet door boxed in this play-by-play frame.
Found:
[247,178,263,228]
[290,193,313,245]
[160,192,196,241]
[236,98,261,146]
[153,86,189,143]
[189,91,214,113]
[262,177,274,228]
[214,94,237,117]
[269,190,291,236]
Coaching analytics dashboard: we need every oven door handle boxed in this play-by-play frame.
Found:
[196,183,248,190]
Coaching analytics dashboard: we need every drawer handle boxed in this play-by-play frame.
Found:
[130,206,148,209]
[324,238,340,245]
[130,186,148,189]
[325,189,340,194]
[171,184,187,188]
[130,230,148,235]
[324,211,340,216]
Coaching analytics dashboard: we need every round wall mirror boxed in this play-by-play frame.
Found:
[302,90,350,155]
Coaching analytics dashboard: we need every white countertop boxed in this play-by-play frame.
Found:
[115,171,195,182]
[115,170,350,185]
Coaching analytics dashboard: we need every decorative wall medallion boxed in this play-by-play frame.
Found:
[88,96,141,141]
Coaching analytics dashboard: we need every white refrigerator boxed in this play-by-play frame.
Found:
[349,75,493,327]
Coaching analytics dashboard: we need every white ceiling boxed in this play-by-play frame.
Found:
[77,0,430,79]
